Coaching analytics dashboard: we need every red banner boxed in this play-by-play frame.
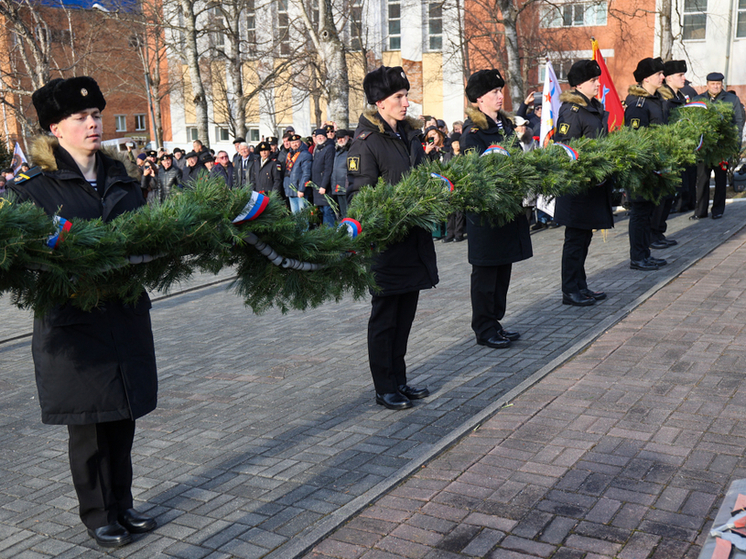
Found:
[592,39,625,132]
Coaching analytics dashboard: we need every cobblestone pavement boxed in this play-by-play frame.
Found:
[304,208,746,559]
[1,202,745,558]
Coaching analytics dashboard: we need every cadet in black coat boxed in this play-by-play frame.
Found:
[693,72,746,219]
[9,77,158,549]
[347,66,438,411]
[249,141,283,194]
[625,57,669,271]
[553,60,613,306]
[460,69,532,349]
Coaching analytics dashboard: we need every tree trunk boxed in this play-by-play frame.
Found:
[318,26,349,127]
[181,0,209,146]
[499,0,523,109]
[659,0,673,61]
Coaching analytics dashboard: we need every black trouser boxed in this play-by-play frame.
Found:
[674,166,697,212]
[445,212,465,240]
[68,419,136,530]
[629,199,655,261]
[561,227,593,294]
[470,264,511,341]
[335,193,348,218]
[695,162,727,217]
[650,194,674,241]
[368,291,420,394]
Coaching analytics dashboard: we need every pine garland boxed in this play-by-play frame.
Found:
[0,101,738,315]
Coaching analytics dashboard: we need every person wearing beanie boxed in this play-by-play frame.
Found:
[692,72,745,219]
[553,59,613,306]
[346,65,438,410]
[8,76,158,549]
[460,68,532,348]
[625,57,669,272]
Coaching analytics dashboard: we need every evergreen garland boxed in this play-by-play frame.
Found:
[0,101,739,315]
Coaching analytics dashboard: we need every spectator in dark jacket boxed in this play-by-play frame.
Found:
[311,128,336,226]
[249,141,282,194]
[181,150,207,187]
[157,153,182,201]
[210,150,234,188]
[332,129,352,217]
[283,134,312,213]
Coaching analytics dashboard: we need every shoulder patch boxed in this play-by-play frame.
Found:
[571,105,579,112]
[357,131,371,141]
[636,97,645,108]
[630,118,640,130]
[347,156,360,172]
[12,166,41,184]
[470,127,480,133]
[558,123,570,135]
[276,164,282,171]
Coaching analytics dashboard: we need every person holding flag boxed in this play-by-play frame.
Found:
[553,59,614,307]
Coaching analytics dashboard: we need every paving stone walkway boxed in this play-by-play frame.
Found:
[1,201,745,558]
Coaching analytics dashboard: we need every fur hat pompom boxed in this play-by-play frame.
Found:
[32,76,106,131]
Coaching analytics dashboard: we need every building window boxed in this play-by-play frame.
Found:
[388,0,401,50]
[738,0,746,37]
[249,129,260,142]
[683,0,707,40]
[216,127,230,142]
[428,2,442,50]
[541,1,607,28]
[115,115,127,132]
[209,5,225,47]
[135,114,147,131]
[350,0,363,50]
[278,0,290,56]
[539,59,576,82]
[187,127,199,141]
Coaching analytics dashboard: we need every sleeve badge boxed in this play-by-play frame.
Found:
[558,123,570,135]
[347,156,360,172]
[630,118,640,129]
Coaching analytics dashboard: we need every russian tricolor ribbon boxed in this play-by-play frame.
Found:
[696,134,704,151]
[684,101,708,109]
[47,216,72,249]
[233,191,269,224]
[481,144,511,157]
[339,217,362,238]
[430,173,454,191]
[554,143,579,160]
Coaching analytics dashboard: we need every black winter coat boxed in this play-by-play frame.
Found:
[553,90,614,231]
[311,138,335,206]
[210,162,234,189]
[460,107,533,266]
[182,161,207,187]
[157,164,182,201]
[347,110,438,295]
[624,85,669,128]
[9,137,158,425]
[332,142,350,195]
[250,157,283,194]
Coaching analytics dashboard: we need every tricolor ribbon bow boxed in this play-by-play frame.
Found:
[233,191,269,224]
[554,143,579,161]
[339,217,362,238]
[47,216,72,249]
[481,144,511,157]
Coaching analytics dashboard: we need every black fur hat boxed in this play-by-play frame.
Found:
[32,76,107,131]
[633,57,665,83]
[663,60,687,76]
[567,60,602,87]
[465,69,505,102]
[363,66,410,104]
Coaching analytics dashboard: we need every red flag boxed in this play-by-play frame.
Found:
[592,39,624,131]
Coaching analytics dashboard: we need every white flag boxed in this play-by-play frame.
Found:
[11,142,27,174]
[539,61,561,147]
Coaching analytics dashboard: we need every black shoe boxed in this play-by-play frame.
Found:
[562,291,595,306]
[442,237,454,243]
[663,238,678,246]
[649,240,669,249]
[712,213,723,219]
[118,509,157,534]
[455,236,465,242]
[398,384,429,400]
[476,334,511,349]
[689,215,702,220]
[497,328,520,341]
[376,392,413,410]
[531,222,547,231]
[580,289,606,300]
[87,523,133,548]
[647,256,667,266]
[548,221,560,228]
[630,259,658,271]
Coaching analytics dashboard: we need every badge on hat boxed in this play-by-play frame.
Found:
[80,88,88,97]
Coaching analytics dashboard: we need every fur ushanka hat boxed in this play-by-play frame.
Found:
[567,60,602,87]
[32,76,106,131]
[465,69,505,102]
[363,66,410,105]
[633,57,665,83]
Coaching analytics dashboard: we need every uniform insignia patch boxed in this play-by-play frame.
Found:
[559,123,570,135]
[571,106,579,112]
[470,127,479,133]
[630,118,640,129]
[347,156,360,172]
[358,131,370,140]
[276,164,282,171]
[12,166,40,184]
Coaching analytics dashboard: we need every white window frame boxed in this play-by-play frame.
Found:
[115,115,127,132]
